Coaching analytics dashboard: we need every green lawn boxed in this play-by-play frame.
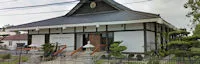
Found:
[0,54,28,64]
[95,59,146,64]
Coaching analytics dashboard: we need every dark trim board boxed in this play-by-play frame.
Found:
[143,23,147,52]
[74,27,77,50]
[106,25,109,52]
[27,35,32,45]
[160,24,164,49]
[45,34,50,44]
[154,22,158,51]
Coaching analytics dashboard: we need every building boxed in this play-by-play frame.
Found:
[0,28,16,36]
[0,34,27,50]
[7,0,176,54]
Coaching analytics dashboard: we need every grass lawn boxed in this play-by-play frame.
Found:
[125,62,145,64]
[95,59,146,64]
[162,56,200,64]
[0,54,28,64]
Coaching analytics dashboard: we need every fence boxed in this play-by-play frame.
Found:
[1,50,200,64]
[1,55,200,64]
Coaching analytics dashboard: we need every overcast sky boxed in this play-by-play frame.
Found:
[0,0,191,30]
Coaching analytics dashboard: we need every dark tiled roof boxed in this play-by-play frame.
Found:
[0,34,27,40]
[11,11,159,28]
[10,0,160,29]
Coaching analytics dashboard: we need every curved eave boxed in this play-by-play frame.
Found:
[6,18,176,31]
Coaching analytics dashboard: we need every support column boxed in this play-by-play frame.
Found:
[106,25,109,52]
[27,30,32,45]
[45,34,50,44]
[160,24,164,49]
[165,26,169,50]
[143,23,147,52]
[154,22,158,51]
[74,27,77,50]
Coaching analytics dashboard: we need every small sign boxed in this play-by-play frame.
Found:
[90,2,96,8]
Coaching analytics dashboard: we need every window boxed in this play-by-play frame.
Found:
[101,32,114,44]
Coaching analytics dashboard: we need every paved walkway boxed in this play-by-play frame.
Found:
[40,57,84,64]
[40,52,106,64]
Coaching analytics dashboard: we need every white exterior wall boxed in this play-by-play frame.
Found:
[97,25,106,31]
[146,23,155,31]
[39,29,49,34]
[50,34,74,51]
[76,27,83,32]
[29,30,38,34]
[1,40,27,50]
[50,28,61,33]
[32,35,45,47]
[146,31,155,51]
[108,24,124,31]
[126,23,143,30]
[85,26,96,32]
[114,31,144,52]
[63,27,74,33]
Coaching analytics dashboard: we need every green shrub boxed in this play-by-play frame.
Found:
[101,55,106,59]
[2,54,11,59]
[136,54,143,61]
[109,41,127,58]
[42,43,55,57]
[128,54,134,59]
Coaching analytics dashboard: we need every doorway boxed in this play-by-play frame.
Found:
[82,33,101,51]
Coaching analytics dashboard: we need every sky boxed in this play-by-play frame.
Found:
[0,0,191,31]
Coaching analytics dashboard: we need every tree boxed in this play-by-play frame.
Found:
[185,0,200,24]
[109,41,127,58]
[193,24,200,36]
[1,24,14,32]
[167,28,200,64]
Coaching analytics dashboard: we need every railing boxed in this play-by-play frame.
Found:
[16,48,39,51]
[91,44,107,55]
[53,45,67,56]
[91,46,100,55]
[70,46,83,56]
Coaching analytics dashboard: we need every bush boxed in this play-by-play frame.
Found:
[2,54,11,59]
[136,54,143,61]
[128,54,134,59]
[101,55,106,59]
[42,43,55,57]
[109,41,127,58]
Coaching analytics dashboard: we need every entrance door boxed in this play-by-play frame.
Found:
[89,33,101,51]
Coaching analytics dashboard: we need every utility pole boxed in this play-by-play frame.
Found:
[17,43,25,64]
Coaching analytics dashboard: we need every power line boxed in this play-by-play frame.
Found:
[123,0,152,4]
[0,0,152,16]
[0,10,69,16]
[0,0,151,11]
[0,0,78,11]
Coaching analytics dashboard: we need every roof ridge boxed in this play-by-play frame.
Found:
[127,10,160,17]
